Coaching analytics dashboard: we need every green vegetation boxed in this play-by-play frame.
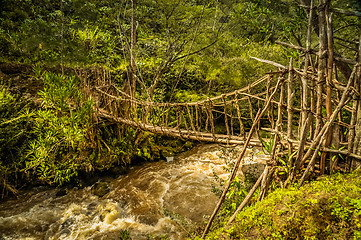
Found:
[0,84,32,193]
[0,71,175,192]
[203,171,361,239]
[0,0,305,193]
[25,71,93,185]
[119,230,132,240]
[1,0,361,238]
[0,0,302,94]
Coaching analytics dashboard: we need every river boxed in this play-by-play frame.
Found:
[0,144,267,240]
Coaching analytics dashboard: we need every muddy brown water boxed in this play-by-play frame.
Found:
[0,144,267,240]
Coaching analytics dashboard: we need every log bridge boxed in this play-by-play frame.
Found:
[76,2,361,236]
[92,56,361,173]
[84,43,361,237]
[88,53,361,235]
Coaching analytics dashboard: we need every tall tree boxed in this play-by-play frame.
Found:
[130,0,137,99]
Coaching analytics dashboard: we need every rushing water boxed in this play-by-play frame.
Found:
[0,144,267,240]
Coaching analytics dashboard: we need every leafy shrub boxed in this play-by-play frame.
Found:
[0,68,173,192]
[205,171,361,240]
[0,85,33,195]
[22,72,94,185]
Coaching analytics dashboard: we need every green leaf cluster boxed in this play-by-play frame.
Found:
[21,72,94,185]
[0,85,33,193]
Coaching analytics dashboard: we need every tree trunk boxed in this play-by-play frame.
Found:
[301,0,313,136]
[320,2,333,175]
[352,33,361,168]
[315,0,326,137]
[300,0,353,81]
[287,58,294,140]
[131,0,137,99]
[300,0,319,35]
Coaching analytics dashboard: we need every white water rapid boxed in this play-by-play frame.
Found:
[0,144,268,240]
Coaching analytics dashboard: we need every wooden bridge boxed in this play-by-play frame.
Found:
[82,49,361,175]
[89,60,358,156]
[95,74,273,146]
[75,2,361,237]
[75,36,361,240]
[85,54,361,234]
[76,50,361,190]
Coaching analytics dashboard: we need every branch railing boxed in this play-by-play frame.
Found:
[76,4,361,235]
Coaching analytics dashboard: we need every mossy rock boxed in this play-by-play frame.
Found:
[205,171,361,240]
[91,182,110,197]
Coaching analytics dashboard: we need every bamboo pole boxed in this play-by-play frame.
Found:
[186,105,197,133]
[223,95,231,137]
[236,97,246,139]
[323,147,361,161]
[204,104,210,132]
[315,0,327,137]
[259,166,275,201]
[286,113,321,185]
[259,75,285,200]
[230,102,234,137]
[320,4,334,175]
[201,77,284,238]
[299,63,359,187]
[266,75,274,128]
[98,109,263,146]
[310,71,316,140]
[301,0,313,131]
[350,33,361,167]
[247,94,255,122]
[287,58,294,140]
[196,105,201,131]
[287,59,295,169]
[275,41,358,66]
[208,100,216,139]
[250,56,288,70]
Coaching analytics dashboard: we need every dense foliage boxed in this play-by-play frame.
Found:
[0,0,294,192]
[0,71,173,192]
[0,0,303,94]
[1,2,361,240]
[0,85,32,193]
[203,171,361,239]
[0,0,360,197]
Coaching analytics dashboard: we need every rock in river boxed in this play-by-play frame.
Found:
[91,182,110,197]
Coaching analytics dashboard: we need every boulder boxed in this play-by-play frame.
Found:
[91,182,110,197]
[241,155,267,182]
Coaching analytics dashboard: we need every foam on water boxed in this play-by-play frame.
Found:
[0,144,266,239]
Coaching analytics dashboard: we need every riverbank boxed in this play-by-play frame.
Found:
[0,67,196,196]
[3,142,360,240]
[202,170,361,239]
[0,144,240,239]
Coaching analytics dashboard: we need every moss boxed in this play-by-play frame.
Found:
[205,171,361,240]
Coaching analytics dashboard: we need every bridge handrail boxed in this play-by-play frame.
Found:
[96,75,270,107]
